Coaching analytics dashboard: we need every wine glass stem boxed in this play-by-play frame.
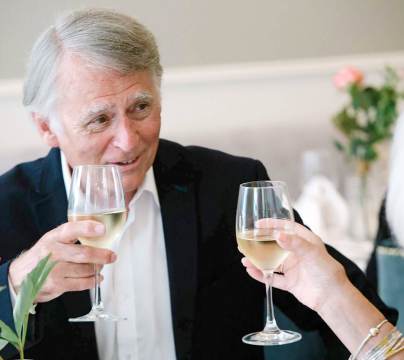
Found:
[263,271,280,334]
[93,264,104,312]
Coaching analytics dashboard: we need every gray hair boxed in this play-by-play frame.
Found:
[23,8,163,121]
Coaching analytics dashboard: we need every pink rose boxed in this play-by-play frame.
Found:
[333,66,364,89]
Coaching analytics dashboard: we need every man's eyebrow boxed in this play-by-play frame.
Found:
[127,91,153,103]
[79,103,113,123]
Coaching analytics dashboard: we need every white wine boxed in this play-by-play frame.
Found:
[237,230,289,271]
[68,209,127,249]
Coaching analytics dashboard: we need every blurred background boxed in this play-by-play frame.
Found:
[1,0,404,267]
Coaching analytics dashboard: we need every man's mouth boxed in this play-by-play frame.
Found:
[108,155,140,169]
[115,159,136,166]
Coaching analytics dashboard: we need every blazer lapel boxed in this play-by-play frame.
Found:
[154,140,199,360]
[31,148,68,235]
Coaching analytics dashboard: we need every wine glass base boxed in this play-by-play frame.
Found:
[69,309,126,322]
[242,330,302,346]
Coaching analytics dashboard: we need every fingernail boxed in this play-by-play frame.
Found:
[110,252,117,262]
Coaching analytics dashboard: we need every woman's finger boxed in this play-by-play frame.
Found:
[293,222,323,246]
[271,272,289,292]
[242,257,289,291]
[277,232,316,258]
[241,257,264,282]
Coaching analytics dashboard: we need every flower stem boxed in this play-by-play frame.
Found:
[18,343,24,360]
[355,160,371,241]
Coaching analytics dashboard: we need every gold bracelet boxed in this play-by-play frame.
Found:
[365,328,403,359]
[349,319,388,360]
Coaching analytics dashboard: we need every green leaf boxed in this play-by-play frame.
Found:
[334,139,345,152]
[13,276,34,340]
[385,66,399,87]
[362,144,378,162]
[0,319,19,349]
[332,109,359,135]
[13,254,56,341]
[349,138,366,159]
[0,338,7,352]
[32,256,57,299]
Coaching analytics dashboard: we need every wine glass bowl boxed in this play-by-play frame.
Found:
[68,165,127,322]
[236,180,302,345]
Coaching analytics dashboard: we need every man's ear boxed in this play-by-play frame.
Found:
[32,113,60,148]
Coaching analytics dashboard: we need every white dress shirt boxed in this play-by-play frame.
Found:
[61,153,177,360]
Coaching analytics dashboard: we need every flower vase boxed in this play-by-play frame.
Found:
[344,161,384,243]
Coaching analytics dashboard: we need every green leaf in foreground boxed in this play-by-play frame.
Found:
[0,254,56,358]
[0,338,6,352]
[0,319,19,349]
[13,254,56,344]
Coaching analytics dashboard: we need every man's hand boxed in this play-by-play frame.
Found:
[9,220,116,303]
[242,222,349,313]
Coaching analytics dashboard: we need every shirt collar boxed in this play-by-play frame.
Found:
[128,164,160,209]
[60,151,160,209]
[61,151,71,198]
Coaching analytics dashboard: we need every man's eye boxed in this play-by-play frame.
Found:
[84,115,109,132]
[135,102,149,112]
[94,115,109,124]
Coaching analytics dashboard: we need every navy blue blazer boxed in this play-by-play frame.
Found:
[0,139,397,359]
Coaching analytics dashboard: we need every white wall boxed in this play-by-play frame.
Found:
[1,0,404,79]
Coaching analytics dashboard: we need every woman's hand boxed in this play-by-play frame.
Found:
[241,222,349,313]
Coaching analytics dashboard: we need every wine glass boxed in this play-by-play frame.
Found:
[68,165,127,322]
[236,180,302,345]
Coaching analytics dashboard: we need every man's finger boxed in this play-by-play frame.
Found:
[58,262,97,278]
[52,243,116,264]
[46,221,105,244]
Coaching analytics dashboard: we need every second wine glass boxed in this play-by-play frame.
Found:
[68,164,127,322]
[236,180,302,345]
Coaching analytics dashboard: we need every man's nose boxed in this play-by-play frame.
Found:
[112,117,139,151]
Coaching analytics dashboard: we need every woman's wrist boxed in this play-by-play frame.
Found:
[311,253,350,314]
[317,276,389,354]
[316,273,353,318]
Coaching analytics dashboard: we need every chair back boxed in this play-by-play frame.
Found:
[376,245,404,332]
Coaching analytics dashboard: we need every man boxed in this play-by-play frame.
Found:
[0,9,396,360]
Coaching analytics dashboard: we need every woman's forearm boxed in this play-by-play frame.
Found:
[317,278,395,357]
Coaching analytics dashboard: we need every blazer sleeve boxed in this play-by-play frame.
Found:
[0,260,19,359]
[253,159,305,226]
